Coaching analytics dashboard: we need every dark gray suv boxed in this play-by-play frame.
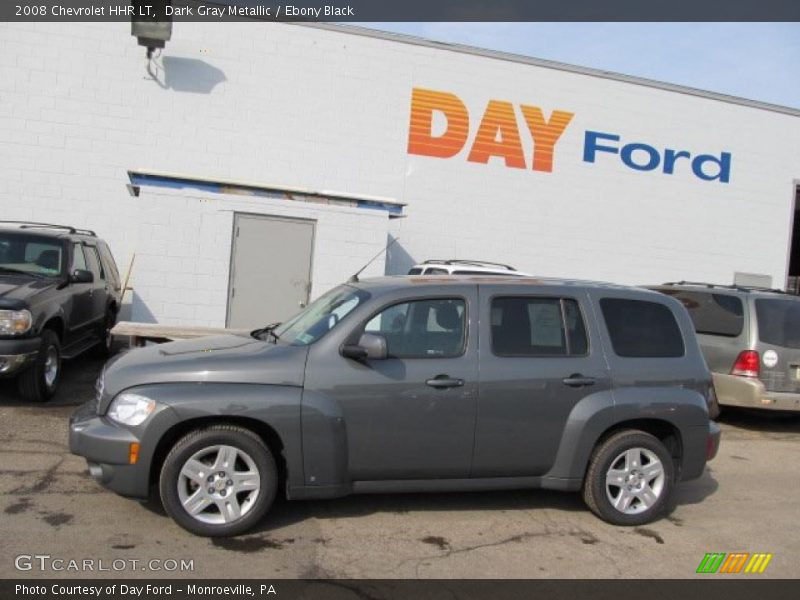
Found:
[70,276,720,536]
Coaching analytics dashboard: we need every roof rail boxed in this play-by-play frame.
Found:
[422,259,517,271]
[0,221,96,236]
[741,286,788,294]
[661,281,786,294]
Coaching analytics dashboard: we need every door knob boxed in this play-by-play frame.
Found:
[562,374,596,388]
[426,374,465,389]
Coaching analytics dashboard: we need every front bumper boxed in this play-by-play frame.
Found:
[0,336,40,376]
[69,400,179,499]
[712,372,800,412]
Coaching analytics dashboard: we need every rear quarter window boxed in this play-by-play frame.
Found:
[660,289,743,337]
[755,298,800,349]
[600,298,685,358]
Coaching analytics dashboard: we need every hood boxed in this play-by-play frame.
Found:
[0,274,59,310]
[99,334,309,411]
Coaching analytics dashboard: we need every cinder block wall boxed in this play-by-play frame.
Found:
[1,21,799,324]
[129,188,389,326]
[0,22,396,326]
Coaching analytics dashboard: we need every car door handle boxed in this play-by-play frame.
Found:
[562,374,596,388]
[426,375,465,389]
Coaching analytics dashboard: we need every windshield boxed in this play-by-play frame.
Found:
[0,233,64,277]
[273,285,370,346]
[755,298,800,349]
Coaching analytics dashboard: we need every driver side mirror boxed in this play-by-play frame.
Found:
[341,333,388,361]
[70,269,94,284]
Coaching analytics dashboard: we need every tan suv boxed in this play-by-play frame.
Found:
[652,282,800,413]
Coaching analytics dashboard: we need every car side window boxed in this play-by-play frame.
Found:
[22,241,62,275]
[491,297,588,356]
[661,290,744,337]
[364,298,466,358]
[564,298,589,354]
[85,246,105,280]
[98,242,121,289]
[72,243,87,271]
[600,298,685,358]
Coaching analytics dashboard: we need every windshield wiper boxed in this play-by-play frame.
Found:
[251,322,282,342]
[0,266,43,278]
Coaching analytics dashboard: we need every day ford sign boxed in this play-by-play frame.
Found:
[407,87,732,183]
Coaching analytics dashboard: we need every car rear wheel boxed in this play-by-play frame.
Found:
[17,329,61,403]
[583,430,675,526]
[159,425,277,537]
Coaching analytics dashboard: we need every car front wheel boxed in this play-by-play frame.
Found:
[583,430,675,526]
[17,329,61,402]
[159,425,278,537]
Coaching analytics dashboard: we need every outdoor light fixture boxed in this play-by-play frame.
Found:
[131,0,173,58]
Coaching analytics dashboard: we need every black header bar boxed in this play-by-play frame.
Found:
[2,0,800,22]
[2,579,799,600]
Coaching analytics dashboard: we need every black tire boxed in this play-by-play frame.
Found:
[17,329,62,403]
[93,309,117,358]
[582,430,675,526]
[159,425,278,537]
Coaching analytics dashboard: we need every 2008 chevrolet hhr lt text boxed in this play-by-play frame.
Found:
[70,276,720,537]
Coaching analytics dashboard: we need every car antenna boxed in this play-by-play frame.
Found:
[348,238,399,283]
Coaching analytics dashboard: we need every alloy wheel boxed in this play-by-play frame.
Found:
[605,447,665,515]
[177,445,261,525]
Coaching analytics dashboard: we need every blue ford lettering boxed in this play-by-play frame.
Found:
[583,130,732,183]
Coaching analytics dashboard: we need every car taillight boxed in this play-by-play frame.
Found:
[731,350,760,378]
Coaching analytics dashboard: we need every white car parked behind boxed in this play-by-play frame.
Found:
[407,260,531,276]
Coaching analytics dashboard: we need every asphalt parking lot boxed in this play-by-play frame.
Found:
[1,354,799,579]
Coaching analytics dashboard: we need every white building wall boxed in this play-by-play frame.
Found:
[1,21,799,326]
[129,188,388,326]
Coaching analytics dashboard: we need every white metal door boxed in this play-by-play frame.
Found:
[227,213,315,327]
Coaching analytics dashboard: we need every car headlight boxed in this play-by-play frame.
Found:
[0,309,32,335]
[107,392,156,426]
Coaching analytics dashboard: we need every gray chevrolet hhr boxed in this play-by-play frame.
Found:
[70,276,720,537]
